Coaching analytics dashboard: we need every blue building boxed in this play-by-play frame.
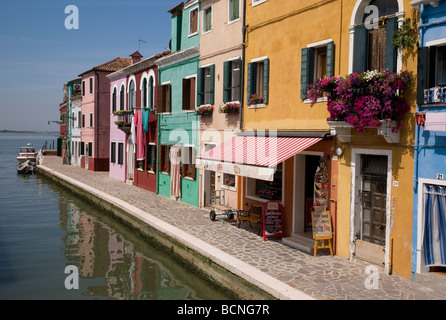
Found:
[411,0,446,279]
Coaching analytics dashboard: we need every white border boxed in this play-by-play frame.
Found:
[252,0,267,8]
[426,37,446,47]
[416,178,446,273]
[188,6,200,37]
[227,0,241,25]
[350,148,392,272]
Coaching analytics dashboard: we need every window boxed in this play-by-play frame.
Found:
[352,1,398,74]
[89,113,93,128]
[247,58,269,104]
[229,0,240,22]
[189,7,198,35]
[89,78,93,94]
[78,111,81,127]
[80,141,85,155]
[82,114,85,128]
[159,145,171,173]
[110,142,116,163]
[146,144,157,172]
[223,59,241,102]
[82,81,85,96]
[181,146,196,180]
[198,65,215,106]
[156,83,171,113]
[252,0,267,7]
[222,173,236,189]
[142,78,147,108]
[246,163,283,201]
[300,41,334,99]
[417,44,446,104]
[120,85,125,110]
[129,80,135,110]
[112,87,117,112]
[182,77,196,111]
[148,76,154,107]
[118,143,124,165]
[88,142,92,157]
[203,6,212,33]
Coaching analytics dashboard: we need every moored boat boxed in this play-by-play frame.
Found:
[17,160,36,174]
[17,144,38,164]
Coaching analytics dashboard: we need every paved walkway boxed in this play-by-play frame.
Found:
[38,156,446,300]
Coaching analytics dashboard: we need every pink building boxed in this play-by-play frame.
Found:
[79,57,132,171]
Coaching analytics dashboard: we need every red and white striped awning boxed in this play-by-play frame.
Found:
[196,136,322,181]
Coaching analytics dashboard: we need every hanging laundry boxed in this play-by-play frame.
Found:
[425,112,446,132]
[131,113,136,144]
[134,109,145,160]
[142,108,150,132]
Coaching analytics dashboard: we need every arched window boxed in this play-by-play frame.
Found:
[112,87,117,112]
[120,85,125,111]
[142,78,147,108]
[148,76,154,107]
[353,0,399,73]
[129,80,135,110]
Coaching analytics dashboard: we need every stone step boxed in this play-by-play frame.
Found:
[282,234,315,255]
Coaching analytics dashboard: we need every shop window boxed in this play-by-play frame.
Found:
[182,77,196,111]
[246,163,283,201]
[197,65,215,106]
[147,144,157,173]
[247,58,269,104]
[110,142,116,163]
[156,83,171,113]
[181,146,196,180]
[159,145,171,174]
[300,41,334,99]
[222,173,236,189]
[223,59,241,103]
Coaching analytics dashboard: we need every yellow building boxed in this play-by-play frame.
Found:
[238,0,417,279]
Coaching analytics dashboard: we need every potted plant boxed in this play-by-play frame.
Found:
[224,178,235,187]
[219,102,241,113]
[196,105,214,115]
[249,94,264,105]
[307,69,412,133]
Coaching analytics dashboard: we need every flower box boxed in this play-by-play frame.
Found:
[219,102,240,113]
[196,105,214,115]
[308,70,412,136]
[328,119,400,143]
[248,94,264,105]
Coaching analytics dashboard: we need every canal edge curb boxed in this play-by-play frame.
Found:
[36,163,314,300]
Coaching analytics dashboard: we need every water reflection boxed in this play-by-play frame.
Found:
[59,197,229,300]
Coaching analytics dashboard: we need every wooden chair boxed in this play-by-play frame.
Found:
[238,204,263,235]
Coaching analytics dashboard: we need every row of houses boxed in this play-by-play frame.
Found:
[58,0,446,282]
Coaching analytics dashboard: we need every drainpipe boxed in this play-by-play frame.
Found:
[240,0,247,133]
[95,71,99,171]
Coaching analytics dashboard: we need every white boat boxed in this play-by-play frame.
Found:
[17,144,38,164]
[17,160,36,174]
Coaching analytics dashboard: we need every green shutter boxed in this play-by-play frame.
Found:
[197,67,205,106]
[209,64,215,105]
[385,17,398,73]
[326,41,335,78]
[417,46,430,105]
[300,48,314,99]
[263,58,269,104]
[353,24,369,73]
[223,61,231,103]
[247,62,256,104]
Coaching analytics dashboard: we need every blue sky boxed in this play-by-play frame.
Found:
[0,0,179,131]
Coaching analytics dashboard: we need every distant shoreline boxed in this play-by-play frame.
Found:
[0,130,58,135]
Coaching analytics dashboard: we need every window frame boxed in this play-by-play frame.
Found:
[189,7,199,36]
[247,56,269,106]
[156,82,172,114]
[221,173,237,191]
[182,75,197,111]
[128,79,136,111]
[146,143,157,173]
[252,0,268,7]
[197,65,215,106]
[112,86,117,112]
[117,142,124,165]
[223,57,242,103]
[228,0,240,24]
[159,144,171,174]
[110,141,116,164]
[202,4,213,34]
[89,77,93,94]
[181,145,196,180]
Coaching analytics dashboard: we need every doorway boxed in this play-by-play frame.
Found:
[202,143,216,207]
[352,150,391,268]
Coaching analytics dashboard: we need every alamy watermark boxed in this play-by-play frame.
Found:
[64,5,79,30]
[64,265,79,290]
[364,265,380,289]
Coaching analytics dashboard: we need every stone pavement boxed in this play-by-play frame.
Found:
[38,156,446,300]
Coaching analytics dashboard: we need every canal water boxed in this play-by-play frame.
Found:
[0,133,232,300]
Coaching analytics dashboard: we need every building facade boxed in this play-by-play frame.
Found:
[155,1,201,207]
[411,0,446,278]
[196,0,244,209]
[79,57,132,171]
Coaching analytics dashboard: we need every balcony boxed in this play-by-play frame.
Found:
[307,70,412,144]
[113,110,133,134]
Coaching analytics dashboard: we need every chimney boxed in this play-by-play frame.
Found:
[130,51,143,64]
